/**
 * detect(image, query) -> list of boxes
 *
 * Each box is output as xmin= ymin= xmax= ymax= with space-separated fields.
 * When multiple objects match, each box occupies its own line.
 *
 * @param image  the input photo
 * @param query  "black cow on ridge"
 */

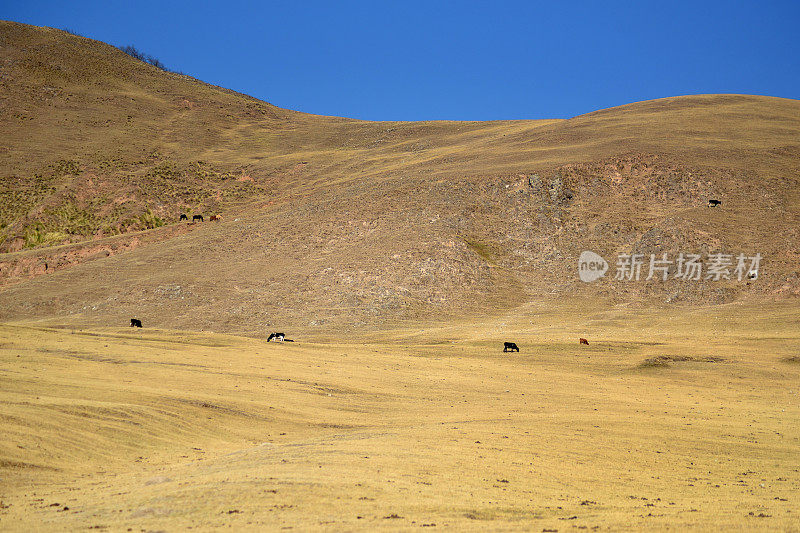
xmin=130 ymin=318 xmax=142 ymax=328
xmin=708 ymin=199 xmax=722 ymax=207
xmin=503 ymin=342 xmax=519 ymax=352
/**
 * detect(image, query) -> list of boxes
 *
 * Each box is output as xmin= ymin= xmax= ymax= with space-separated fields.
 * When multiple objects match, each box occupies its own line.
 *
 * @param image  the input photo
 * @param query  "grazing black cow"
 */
xmin=192 ymin=214 xmax=204 ymax=222
xmin=503 ymin=342 xmax=519 ymax=352
xmin=267 ymin=332 xmax=294 ymax=342
xmin=179 ymin=214 xmax=188 ymax=221
xmin=708 ymin=199 xmax=722 ymax=207
xmin=130 ymin=318 xmax=142 ymax=328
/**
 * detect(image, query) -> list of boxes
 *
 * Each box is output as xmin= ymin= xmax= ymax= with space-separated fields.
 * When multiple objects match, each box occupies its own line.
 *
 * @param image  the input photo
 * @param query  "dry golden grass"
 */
xmin=2 ymin=21 xmax=800 ymax=531
xmin=2 ymin=300 xmax=799 ymax=530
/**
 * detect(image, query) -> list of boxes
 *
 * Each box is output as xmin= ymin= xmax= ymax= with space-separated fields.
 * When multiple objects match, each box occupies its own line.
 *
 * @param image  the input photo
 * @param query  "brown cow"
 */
xmin=579 ymin=338 xmax=589 ymax=345
xmin=210 ymin=214 xmax=222 ymax=221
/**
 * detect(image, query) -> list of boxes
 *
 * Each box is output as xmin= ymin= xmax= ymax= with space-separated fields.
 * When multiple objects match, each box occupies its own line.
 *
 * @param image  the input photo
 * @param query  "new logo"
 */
xmin=578 ymin=251 xmax=608 ymax=282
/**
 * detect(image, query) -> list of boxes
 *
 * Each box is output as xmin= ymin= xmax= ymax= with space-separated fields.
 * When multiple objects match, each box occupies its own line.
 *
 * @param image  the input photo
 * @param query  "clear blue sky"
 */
xmin=4 ymin=0 xmax=799 ymax=120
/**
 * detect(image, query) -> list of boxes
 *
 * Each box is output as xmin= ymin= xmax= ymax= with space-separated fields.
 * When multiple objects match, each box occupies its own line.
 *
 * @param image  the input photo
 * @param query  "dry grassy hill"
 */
xmin=1 ymin=20 xmax=800 ymax=334
xmin=2 ymin=21 xmax=800 ymax=532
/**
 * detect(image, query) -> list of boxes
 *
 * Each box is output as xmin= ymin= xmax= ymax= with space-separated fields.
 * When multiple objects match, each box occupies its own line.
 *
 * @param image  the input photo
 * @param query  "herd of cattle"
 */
xmin=179 ymin=213 xmax=222 ymax=222
xmin=126 ymin=200 xmax=722 ymax=345
xmin=130 ymin=319 xmax=302 ymax=343
xmin=130 ymin=319 xmax=590 ymax=351
xmin=135 ymin=203 xmax=627 ymax=350
xmin=121 ymin=197 xmax=726 ymax=344
xmin=144 ymin=200 xmax=724 ymax=345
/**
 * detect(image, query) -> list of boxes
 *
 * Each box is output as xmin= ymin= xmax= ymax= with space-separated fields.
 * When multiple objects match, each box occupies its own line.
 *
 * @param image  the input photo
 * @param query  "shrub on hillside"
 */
xmin=59 ymin=27 xmax=86 ymax=38
xmin=49 ymin=201 xmax=96 ymax=236
xmin=24 ymin=223 xmax=68 ymax=248
xmin=51 ymin=159 xmax=82 ymax=177
xmin=118 ymin=45 xmax=169 ymax=71
xmin=138 ymin=208 xmax=164 ymax=229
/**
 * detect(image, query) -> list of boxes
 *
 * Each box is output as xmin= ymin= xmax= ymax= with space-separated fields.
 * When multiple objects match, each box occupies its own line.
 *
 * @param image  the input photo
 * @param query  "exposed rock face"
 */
xmin=548 ymin=174 xmax=564 ymax=203
xmin=528 ymin=174 xmax=543 ymax=194
xmin=0 ymin=224 xmax=194 ymax=287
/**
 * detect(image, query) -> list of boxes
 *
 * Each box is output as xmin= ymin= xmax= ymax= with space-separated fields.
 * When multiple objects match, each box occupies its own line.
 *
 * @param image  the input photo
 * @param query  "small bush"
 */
xmin=464 ymin=237 xmax=495 ymax=262
xmin=51 ymin=159 xmax=82 ymax=177
xmin=59 ymin=27 xmax=85 ymax=38
xmin=147 ymin=162 xmax=181 ymax=180
xmin=42 ymin=231 xmax=69 ymax=245
xmin=24 ymin=223 xmax=49 ymax=248
xmin=139 ymin=208 xmax=164 ymax=229
xmin=49 ymin=202 xmax=96 ymax=235
xmin=118 ymin=45 xmax=169 ymax=71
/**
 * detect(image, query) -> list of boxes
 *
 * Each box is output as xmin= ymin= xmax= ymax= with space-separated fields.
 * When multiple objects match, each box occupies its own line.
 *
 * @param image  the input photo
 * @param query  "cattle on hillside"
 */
xmin=503 ymin=342 xmax=519 ymax=352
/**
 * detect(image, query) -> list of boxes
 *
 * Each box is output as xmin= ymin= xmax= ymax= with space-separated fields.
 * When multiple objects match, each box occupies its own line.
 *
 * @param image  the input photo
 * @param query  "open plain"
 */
xmin=2 ymin=301 xmax=799 ymax=531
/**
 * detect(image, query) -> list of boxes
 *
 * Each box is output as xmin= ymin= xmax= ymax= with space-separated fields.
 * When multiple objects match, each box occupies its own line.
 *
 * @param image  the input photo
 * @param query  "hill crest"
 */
xmin=1 ymin=21 xmax=799 ymax=333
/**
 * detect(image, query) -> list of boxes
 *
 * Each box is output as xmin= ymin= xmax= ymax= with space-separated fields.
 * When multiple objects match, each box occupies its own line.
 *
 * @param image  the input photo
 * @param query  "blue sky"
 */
xmin=3 ymin=0 xmax=799 ymax=120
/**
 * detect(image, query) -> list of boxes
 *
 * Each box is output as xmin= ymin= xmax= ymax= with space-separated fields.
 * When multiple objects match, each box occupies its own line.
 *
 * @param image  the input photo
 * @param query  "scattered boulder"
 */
xmin=528 ymin=174 xmax=543 ymax=193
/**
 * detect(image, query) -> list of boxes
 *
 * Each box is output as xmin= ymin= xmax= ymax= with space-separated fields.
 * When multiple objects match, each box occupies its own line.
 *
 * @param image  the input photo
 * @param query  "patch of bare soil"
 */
xmin=639 ymin=354 xmax=726 ymax=368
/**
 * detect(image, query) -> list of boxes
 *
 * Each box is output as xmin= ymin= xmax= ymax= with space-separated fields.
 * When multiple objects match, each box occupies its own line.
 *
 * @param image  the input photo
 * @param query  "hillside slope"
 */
xmin=1 ymin=21 xmax=799 ymax=334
